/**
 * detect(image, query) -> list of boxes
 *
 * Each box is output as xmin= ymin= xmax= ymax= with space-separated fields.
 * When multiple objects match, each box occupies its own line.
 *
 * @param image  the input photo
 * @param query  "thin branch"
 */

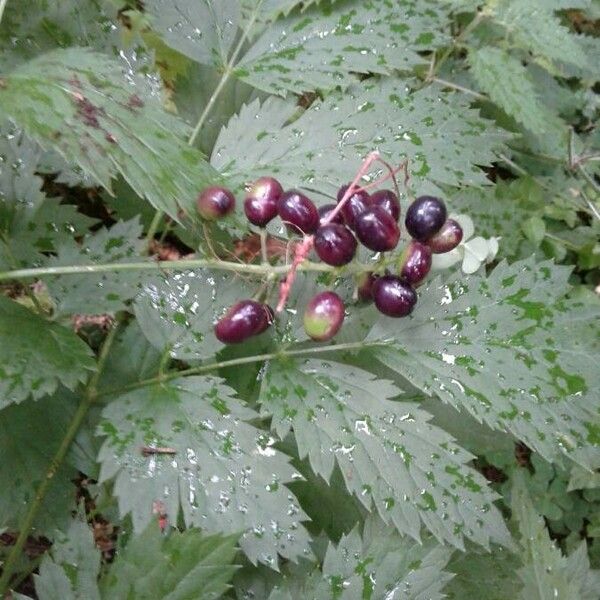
xmin=0 ymin=323 xmax=120 ymax=595
xmin=431 ymin=77 xmax=487 ymax=100
xmin=98 ymin=339 xmax=392 ymax=399
xmin=0 ymin=0 xmax=8 ymax=26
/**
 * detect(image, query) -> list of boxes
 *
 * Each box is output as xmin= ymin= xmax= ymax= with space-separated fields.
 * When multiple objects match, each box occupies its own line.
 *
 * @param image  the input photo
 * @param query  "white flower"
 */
xmin=431 ymin=214 xmax=500 ymax=274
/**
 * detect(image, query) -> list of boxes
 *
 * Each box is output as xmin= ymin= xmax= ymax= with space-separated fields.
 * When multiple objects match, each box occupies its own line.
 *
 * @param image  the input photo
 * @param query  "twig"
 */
xmin=0 ymin=0 xmax=8 ymax=26
xmin=0 ymin=323 xmax=120 ymax=595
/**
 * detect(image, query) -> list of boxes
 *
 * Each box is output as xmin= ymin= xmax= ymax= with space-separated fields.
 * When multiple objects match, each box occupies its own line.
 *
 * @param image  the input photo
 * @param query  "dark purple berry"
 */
xmin=314 ymin=224 xmax=357 ymax=266
xmin=404 ymin=196 xmax=447 ymax=241
xmin=370 ymin=189 xmax=400 ymax=221
xmin=277 ymin=190 xmax=320 ymax=235
xmin=303 ymin=291 xmax=345 ymax=342
xmin=197 ymin=186 xmax=235 ymax=220
xmin=372 ymin=276 xmax=417 ymax=318
xmin=337 ymin=184 xmax=370 ymax=229
xmin=354 ymin=206 xmax=400 ymax=252
xmin=427 ymin=219 xmax=463 ymax=253
xmin=214 ymin=300 xmax=272 ymax=344
xmin=398 ymin=240 xmax=432 ymax=286
xmin=357 ymin=272 xmax=377 ymax=302
xmin=318 ymin=203 xmax=344 ymax=225
xmin=244 ymin=176 xmax=282 ymax=227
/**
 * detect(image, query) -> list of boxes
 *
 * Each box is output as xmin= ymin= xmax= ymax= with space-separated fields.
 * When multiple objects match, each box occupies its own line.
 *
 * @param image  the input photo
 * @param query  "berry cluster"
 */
xmin=198 ymin=176 xmax=463 ymax=344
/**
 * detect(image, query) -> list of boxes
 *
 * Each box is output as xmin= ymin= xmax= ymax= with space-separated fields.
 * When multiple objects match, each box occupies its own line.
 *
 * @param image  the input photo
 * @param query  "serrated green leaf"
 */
xmin=269 ymin=516 xmax=454 ymax=599
xmin=0 ymin=296 xmax=94 ymax=406
xmin=144 ymin=0 xmax=240 ymax=69
xmin=0 ymin=126 xmax=96 ymax=269
xmin=147 ymin=0 xmax=450 ymax=96
xmin=0 ymin=48 xmax=218 ymax=219
xmin=370 ymin=258 xmax=600 ymax=468
xmin=46 ymin=218 xmax=146 ymax=316
xmin=260 ymin=359 xmax=512 ymax=549
xmin=494 ymin=0 xmax=590 ymax=71
xmin=0 ymin=393 xmax=96 ymax=533
xmin=133 ymin=270 xmax=259 ymax=362
xmin=98 ymin=376 xmax=311 ymax=567
xmin=100 ymin=527 xmax=239 ymax=600
xmin=236 ymin=0 xmax=451 ymax=95
xmin=213 ymin=79 xmax=507 ymax=199
xmin=512 ymin=471 xmax=600 ymax=600
xmin=446 ymin=545 xmax=522 ymax=599
xmin=469 ymin=46 xmax=564 ymax=137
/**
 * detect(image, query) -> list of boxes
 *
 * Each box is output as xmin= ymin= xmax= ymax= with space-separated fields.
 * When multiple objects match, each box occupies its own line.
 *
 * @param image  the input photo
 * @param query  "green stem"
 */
xmin=429 ymin=10 xmax=487 ymax=79
xmin=431 ymin=77 xmax=487 ymax=100
xmin=98 ymin=339 xmax=391 ymax=398
xmin=259 ymin=229 xmax=269 ymax=264
xmin=187 ymin=7 xmax=260 ymax=147
xmin=0 ymin=256 xmax=370 ymax=283
xmin=0 ymin=324 xmax=119 ymax=596
xmin=146 ymin=210 xmax=163 ymax=253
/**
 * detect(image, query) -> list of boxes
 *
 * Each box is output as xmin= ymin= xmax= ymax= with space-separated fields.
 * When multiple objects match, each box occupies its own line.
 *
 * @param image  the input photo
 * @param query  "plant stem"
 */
xmin=146 ymin=210 xmax=163 ymax=253
xmin=0 ymin=324 xmax=119 ymax=596
xmin=98 ymin=339 xmax=391 ymax=398
xmin=429 ymin=10 xmax=487 ymax=79
xmin=187 ymin=8 xmax=260 ymax=147
xmin=431 ymin=77 xmax=487 ymax=100
xmin=0 ymin=256 xmax=371 ymax=283
xmin=259 ymin=229 xmax=269 ymax=264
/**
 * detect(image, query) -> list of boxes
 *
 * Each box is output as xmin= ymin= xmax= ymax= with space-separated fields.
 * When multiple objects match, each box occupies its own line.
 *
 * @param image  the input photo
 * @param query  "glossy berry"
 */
xmin=337 ymin=184 xmax=370 ymax=229
xmin=314 ymin=224 xmax=357 ymax=266
xmin=214 ymin=300 xmax=273 ymax=344
xmin=398 ymin=240 xmax=432 ymax=286
xmin=197 ymin=186 xmax=235 ymax=220
xmin=303 ymin=291 xmax=345 ymax=342
xmin=357 ymin=272 xmax=377 ymax=301
xmin=244 ymin=176 xmax=283 ymax=227
xmin=372 ymin=276 xmax=417 ymax=318
xmin=370 ymin=189 xmax=400 ymax=221
xmin=318 ymin=203 xmax=344 ymax=225
xmin=427 ymin=218 xmax=463 ymax=253
xmin=355 ymin=206 xmax=400 ymax=252
xmin=404 ymin=195 xmax=447 ymax=241
xmin=277 ymin=190 xmax=320 ymax=234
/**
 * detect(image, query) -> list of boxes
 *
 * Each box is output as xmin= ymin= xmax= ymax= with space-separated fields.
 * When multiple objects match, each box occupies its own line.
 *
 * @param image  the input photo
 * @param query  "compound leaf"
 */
xmin=213 ymin=79 xmax=506 ymax=200
xmin=260 ymin=359 xmax=511 ymax=549
xmin=0 ymin=48 xmax=217 ymax=219
xmin=0 ymin=296 xmax=94 ymax=406
xmin=371 ymin=258 xmax=600 ymax=468
xmin=98 ymin=376 xmax=312 ymax=567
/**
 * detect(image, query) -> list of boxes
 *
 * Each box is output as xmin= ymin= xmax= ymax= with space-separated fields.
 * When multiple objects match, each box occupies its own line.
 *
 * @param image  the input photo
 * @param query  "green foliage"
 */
xmin=0 ymin=0 xmax=598 ymax=596
xmin=0 ymin=48 xmax=217 ymax=219
xmin=17 ymin=516 xmax=239 ymax=600
xmin=372 ymin=258 xmax=600 ymax=467
xmin=260 ymin=359 xmax=511 ymax=548
xmin=98 ymin=376 xmax=312 ymax=567
xmin=0 ymin=296 xmax=94 ymax=406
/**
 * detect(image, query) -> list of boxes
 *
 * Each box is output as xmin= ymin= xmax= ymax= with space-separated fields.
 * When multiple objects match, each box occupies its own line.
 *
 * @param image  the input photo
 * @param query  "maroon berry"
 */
xmin=303 ymin=291 xmax=345 ymax=342
xmin=277 ymin=190 xmax=320 ymax=234
xmin=337 ymin=184 xmax=370 ymax=229
xmin=318 ymin=203 xmax=344 ymax=225
xmin=214 ymin=300 xmax=273 ymax=344
xmin=314 ymin=224 xmax=357 ymax=266
xmin=405 ymin=196 xmax=447 ymax=241
xmin=398 ymin=240 xmax=432 ymax=286
xmin=373 ymin=276 xmax=417 ymax=318
xmin=370 ymin=189 xmax=400 ymax=221
xmin=244 ymin=176 xmax=282 ymax=227
xmin=427 ymin=219 xmax=463 ymax=253
xmin=197 ymin=186 xmax=236 ymax=220
xmin=354 ymin=206 xmax=400 ymax=252
xmin=357 ymin=272 xmax=377 ymax=301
